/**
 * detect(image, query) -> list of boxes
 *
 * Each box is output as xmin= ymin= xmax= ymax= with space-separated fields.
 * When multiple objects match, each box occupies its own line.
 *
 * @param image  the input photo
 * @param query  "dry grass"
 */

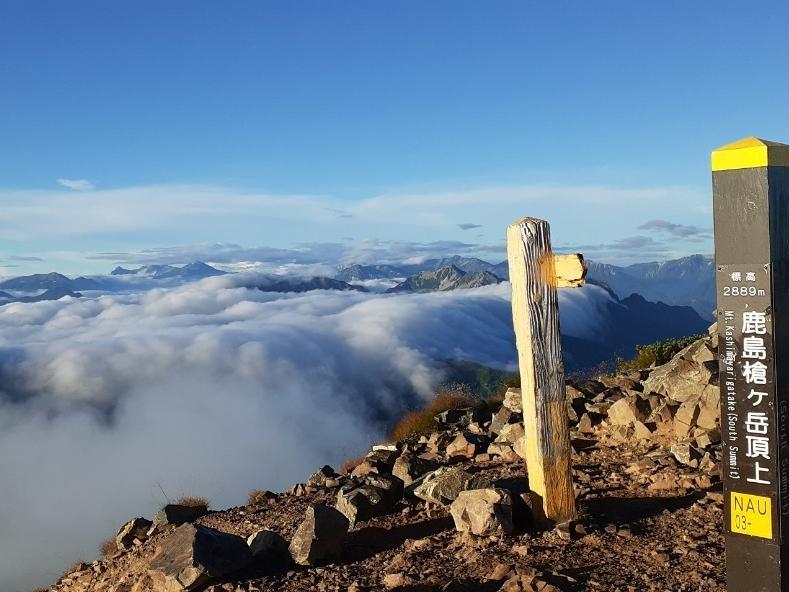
xmin=388 ymin=384 xmax=473 ymax=442
xmin=175 ymin=495 xmax=209 ymax=510
xmin=100 ymin=537 xmax=117 ymax=559
xmin=340 ymin=454 xmax=366 ymax=475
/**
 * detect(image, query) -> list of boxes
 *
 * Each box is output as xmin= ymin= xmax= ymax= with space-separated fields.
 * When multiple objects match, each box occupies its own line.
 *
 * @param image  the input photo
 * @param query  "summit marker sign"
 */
xmin=713 ymin=137 xmax=789 ymax=590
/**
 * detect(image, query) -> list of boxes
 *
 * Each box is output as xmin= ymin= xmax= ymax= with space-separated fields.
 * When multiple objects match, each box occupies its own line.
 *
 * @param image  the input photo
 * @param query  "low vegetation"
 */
xmin=340 ymin=454 xmax=367 ymax=475
xmin=100 ymin=537 xmax=117 ymax=559
xmin=388 ymin=384 xmax=474 ymax=442
xmin=617 ymin=334 xmax=705 ymax=372
xmin=174 ymin=495 xmax=209 ymax=511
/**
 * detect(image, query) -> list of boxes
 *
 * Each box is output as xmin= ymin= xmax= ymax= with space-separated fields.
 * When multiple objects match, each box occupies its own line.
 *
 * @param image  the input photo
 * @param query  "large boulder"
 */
xmin=308 ymin=465 xmax=340 ymax=487
xmin=246 ymin=529 xmax=290 ymax=561
xmin=450 ymin=488 xmax=514 ymax=536
xmin=490 ymin=406 xmax=522 ymax=435
xmin=116 ymin=517 xmax=153 ymax=550
xmin=289 ymin=504 xmax=349 ymax=566
xmin=351 ymin=448 xmax=400 ymax=477
xmin=606 ymin=395 xmax=650 ymax=426
xmin=502 ymin=388 xmax=523 ymax=413
xmin=642 ymin=340 xmax=717 ymax=403
xmin=495 ymin=423 xmax=527 ymax=459
xmin=335 ymin=473 xmax=404 ymax=526
xmin=674 ymin=394 xmax=701 ymax=438
xmin=446 ymin=431 xmax=490 ymax=459
xmin=412 ymin=466 xmax=492 ymax=506
xmin=696 ymin=385 xmax=721 ymax=430
xmin=147 ymin=523 xmax=251 ymax=591
xmin=391 ymin=452 xmax=438 ymax=486
xmin=152 ymin=504 xmax=208 ymax=529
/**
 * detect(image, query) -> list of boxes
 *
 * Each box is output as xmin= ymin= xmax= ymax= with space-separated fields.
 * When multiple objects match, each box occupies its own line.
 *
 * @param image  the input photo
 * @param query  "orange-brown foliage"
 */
xmin=388 ymin=384 xmax=473 ymax=442
xmin=100 ymin=537 xmax=117 ymax=559
xmin=174 ymin=496 xmax=209 ymax=510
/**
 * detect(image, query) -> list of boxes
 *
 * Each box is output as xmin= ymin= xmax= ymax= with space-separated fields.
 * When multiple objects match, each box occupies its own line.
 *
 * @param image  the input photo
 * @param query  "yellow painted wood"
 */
xmin=507 ymin=217 xmax=576 ymax=526
xmin=711 ymin=136 xmax=789 ymax=171
xmin=553 ymin=254 xmax=587 ymax=288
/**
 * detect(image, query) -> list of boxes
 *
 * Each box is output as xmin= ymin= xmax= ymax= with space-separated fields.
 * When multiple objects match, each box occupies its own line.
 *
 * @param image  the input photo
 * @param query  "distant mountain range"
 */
xmin=336 ymin=256 xmax=508 ymax=281
xmin=0 ymin=287 xmax=82 ymax=305
xmin=585 ymin=255 xmax=714 ymax=319
xmin=569 ymin=291 xmax=709 ymax=369
xmin=0 ymin=255 xmax=715 ymax=320
xmin=0 ymin=272 xmax=101 ymax=292
xmin=336 ymin=254 xmax=715 ymax=319
xmin=386 ymin=265 xmax=502 ymax=293
xmin=248 ymin=276 xmax=369 ymax=294
xmin=110 ymin=261 xmax=226 ymax=280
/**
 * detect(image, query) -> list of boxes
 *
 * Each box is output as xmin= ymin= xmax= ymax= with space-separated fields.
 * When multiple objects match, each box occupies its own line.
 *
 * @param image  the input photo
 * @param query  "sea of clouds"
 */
xmin=0 ymin=275 xmax=614 ymax=591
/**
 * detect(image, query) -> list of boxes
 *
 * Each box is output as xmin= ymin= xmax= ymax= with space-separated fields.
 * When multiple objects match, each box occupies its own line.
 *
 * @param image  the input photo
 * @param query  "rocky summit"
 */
xmin=47 ymin=326 xmax=725 ymax=592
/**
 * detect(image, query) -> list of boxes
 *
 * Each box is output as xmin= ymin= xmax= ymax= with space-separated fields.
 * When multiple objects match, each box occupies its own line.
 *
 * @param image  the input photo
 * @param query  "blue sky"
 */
xmin=2 ymin=0 xmax=788 ymax=275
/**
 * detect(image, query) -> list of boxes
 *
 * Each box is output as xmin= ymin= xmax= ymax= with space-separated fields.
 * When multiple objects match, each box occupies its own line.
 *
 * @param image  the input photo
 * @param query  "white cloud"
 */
xmin=56 ymin=178 xmax=95 ymax=191
xmin=0 ymin=181 xmax=711 ymax=268
xmin=0 ymin=277 xmax=616 ymax=591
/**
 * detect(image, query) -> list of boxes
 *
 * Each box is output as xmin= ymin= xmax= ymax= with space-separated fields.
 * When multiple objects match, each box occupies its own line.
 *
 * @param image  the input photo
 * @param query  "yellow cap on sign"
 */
xmin=711 ymin=136 xmax=789 ymax=171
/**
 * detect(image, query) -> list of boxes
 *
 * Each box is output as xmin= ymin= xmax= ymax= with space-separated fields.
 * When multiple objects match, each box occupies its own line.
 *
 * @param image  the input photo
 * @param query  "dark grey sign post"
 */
xmin=713 ymin=137 xmax=789 ymax=591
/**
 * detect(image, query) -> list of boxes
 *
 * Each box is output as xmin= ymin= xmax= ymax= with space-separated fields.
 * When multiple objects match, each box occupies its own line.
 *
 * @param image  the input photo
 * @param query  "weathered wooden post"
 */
xmin=507 ymin=217 xmax=586 ymax=525
xmin=712 ymin=137 xmax=789 ymax=591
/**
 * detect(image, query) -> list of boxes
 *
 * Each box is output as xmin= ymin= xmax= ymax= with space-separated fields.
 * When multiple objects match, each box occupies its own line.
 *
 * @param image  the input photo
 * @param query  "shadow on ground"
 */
xmin=583 ymin=491 xmax=705 ymax=525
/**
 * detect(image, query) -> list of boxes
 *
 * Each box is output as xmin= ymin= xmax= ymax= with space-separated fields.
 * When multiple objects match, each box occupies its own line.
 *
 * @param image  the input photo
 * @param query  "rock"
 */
xmin=246 ymin=529 xmax=289 ymax=560
xmin=425 ymin=431 xmax=453 ymax=454
xmin=487 ymin=442 xmax=521 ymax=462
xmin=697 ymin=385 xmax=721 ymax=430
xmin=308 ymin=465 xmax=340 ymax=487
xmin=503 ymin=388 xmax=523 ymax=413
xmin=116 ymin=517 xmax=153 ymax=550
xmin=632 ymin=421 xmax=654 ymax=440
xmin=391 ymin=452 xmax=438 ymax=486
xmin=696 ymin=428 xmax=721 ymax=449
xmin=247 ymin=489 xmax=278 ymax=506
xmin=351 ymin=448 xmax=400 ymax=477
xmin=436 ymin=407 xmax=474 ymax=427
xmin=576 ymin=413 xmax=595 ymax=433
xmin=495 ymin=423 xmax=525 ymax=446
xmin=606 ymin=395 xmax=650 ymax=426
xmin=566 ymin=384 xmax=589 ymax=424
xmin=382 ymin=572 xmax=413 ymax=589
xmin=671 ymin=442 xmax=700 ymax=467
xmin=450 ymin=488 xmax=514 ymax=536
xmin=147 ymin=523 xmax=251 ymax=591
xmin=412 ymin=466 xmax=492 ymax=506
xmin=489 ymin=563 xmax=515 ymax=580
xmin=554 ymin=520 xmax=574 ymax=541
xmin=152 ymin=504 xmax=208 ymax=530
xmin=335 ymin=473 xmax=404 ymax=526
xmin=490 ymin=406 xmax=522 ymax=435
xmin=288 ymin=504 xmax=349 ymax=566
xmin=674 ymin=395 xmax=701 ymax=438
xmin=446 ymin=431 xmax=490 ymax=459
xmin=649 ymin=475 xmax=681 ymax=491
xmin=495 ymin=423 xmax=527 ymax=459
xmin=642 ymin=346 xmax=715 ymax=403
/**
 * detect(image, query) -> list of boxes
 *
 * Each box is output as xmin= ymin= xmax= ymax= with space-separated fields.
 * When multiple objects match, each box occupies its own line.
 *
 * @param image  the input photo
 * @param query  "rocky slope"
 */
xmin=46 ymin=327 xmax=724 ymax=592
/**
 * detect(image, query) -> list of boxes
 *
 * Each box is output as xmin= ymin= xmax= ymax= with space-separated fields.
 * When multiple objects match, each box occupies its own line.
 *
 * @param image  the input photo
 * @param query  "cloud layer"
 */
xmin=0 ymin=277 xmax=616 ymax=591
xmin=0 ymin=181 xmax=711 ymax=275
